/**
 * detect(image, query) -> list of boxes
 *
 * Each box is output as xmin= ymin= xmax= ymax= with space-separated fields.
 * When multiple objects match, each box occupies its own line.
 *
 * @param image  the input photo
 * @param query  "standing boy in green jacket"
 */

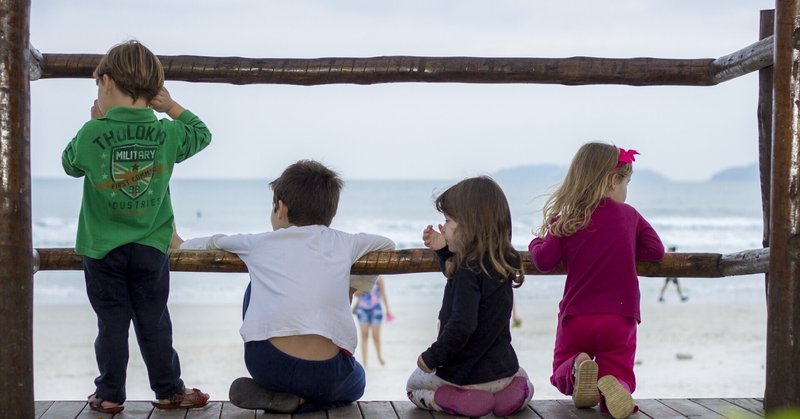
xmin=62 ymin=40 xmax=211 ymax=414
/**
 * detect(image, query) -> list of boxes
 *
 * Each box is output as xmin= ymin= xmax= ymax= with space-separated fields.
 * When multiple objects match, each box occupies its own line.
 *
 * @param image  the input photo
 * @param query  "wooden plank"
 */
xmin=634 ymin=399 xmax=685 ymax=418
xmin=150 ymin=405 xmax=189 ymax=419
xmin=39 ymin=401 xmax=86 ymax=419
xmin=658 ymin=399 xmax=723 ymax=418
xmin=529 ymin=400 xmax=580 ymax=418
xmin=114 ymin=402 xmax=156 ymax=418
xmin=391 ymin=400 xmax=435 ymax=419
xmin=504 ymin=404 xmax=542 ymax=419
xmin=292 ymin=411 xmax=328 ymax=419
xmin=431 ymin=411 xmax=467 ymax=419
xmin=256 ymin=408 xmax=291 ymax=419
xmin=329 ymin=403 xmax=363 ymax=419
xmin=691 ymin=399 xmax=762 ymax=418
xmin=359 ymin=401 xmax=395 ymax=419
xmin=724 ymin=399 xmax=765 ymax=417
xmin=29 ymin=399 xmax=770 ymax=418
xmin=186 ymin=401 xmax=224 ymax=418
xmin=34 ymin=401 xmax=54 ymax=418
xmin=220 ymin=402 xmax=257 ymax=419
xmin=556 ymin=400 xmax=610 ymax=418
xmin=75 ymin=403 xmax=113 ymax=419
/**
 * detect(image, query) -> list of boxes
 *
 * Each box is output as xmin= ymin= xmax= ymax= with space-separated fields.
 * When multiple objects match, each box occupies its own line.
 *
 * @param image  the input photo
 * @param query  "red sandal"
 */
xmin=151 ymin=388 xmax=210 ymax=410
xmin=88 ymin=393 xmax=124 ymax=414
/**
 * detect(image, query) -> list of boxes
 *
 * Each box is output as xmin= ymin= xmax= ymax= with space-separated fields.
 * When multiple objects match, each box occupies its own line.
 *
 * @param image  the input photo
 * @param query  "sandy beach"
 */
xmin=33 ymin=291 xmax=766 ymax=402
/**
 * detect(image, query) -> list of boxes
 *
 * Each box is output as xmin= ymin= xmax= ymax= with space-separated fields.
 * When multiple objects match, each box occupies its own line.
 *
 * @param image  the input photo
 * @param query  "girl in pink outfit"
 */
xmin=528 ymin=143 xmax=665 ymax=419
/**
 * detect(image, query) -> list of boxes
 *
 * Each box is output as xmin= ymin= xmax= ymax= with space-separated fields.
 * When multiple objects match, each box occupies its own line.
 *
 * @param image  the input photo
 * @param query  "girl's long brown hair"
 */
xmin=436 ymin=176 xmax=524 ymax=287
xmin=537 ymin=142 xmax=632 ymax=238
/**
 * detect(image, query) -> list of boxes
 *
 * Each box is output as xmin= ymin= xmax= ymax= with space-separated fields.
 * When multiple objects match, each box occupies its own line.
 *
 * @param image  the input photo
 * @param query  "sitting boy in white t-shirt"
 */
xmin=177 ymin=160 xmax=394 ymax=413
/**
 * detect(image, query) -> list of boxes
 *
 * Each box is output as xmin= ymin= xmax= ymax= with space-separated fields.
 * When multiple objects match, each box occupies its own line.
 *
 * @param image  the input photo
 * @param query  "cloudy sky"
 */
xmin=29 ymin=1 xmax=772 ymax=181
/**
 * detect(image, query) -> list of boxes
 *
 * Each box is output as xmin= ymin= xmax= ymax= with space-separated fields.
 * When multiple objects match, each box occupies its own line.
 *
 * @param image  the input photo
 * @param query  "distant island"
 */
xmin=492 ymin=162 xmax=758 ymax=183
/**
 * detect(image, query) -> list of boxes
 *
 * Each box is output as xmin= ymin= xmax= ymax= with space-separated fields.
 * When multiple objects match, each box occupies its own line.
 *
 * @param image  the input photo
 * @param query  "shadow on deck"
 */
xmin=35 ymin=398 xmax=765 ymax=418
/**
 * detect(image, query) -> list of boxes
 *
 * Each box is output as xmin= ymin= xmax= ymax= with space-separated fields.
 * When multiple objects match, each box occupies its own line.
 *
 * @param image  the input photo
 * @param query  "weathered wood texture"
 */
xmin=0 ymin=1 xmax=34 ymax=418
xmin=765 ymin=0 xmax=800 ymax=410
xmin=34 ymin=247 xmax=770 ymax=278
xmin=757 ymin=10 xmax=774 ymax=321
xmin=33 ymin=399 xmax=767 ymax=418
xmin=39 ymin=53 xmax=719 ymax=86
xmin=758 ymin=10 xmax=774 ymax=252
xmin=711 ymin=35 xmax=775 ymax=84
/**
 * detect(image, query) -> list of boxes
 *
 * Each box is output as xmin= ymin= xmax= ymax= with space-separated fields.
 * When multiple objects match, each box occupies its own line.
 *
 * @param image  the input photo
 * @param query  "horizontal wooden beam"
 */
xmin=37 ymin=53 xmax=716 ymax=86
xmin=34 ymin=247 xmax=769 ymax=278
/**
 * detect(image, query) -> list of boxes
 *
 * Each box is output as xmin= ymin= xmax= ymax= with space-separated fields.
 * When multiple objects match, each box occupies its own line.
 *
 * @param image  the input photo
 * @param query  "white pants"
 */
xmin=405 ymin=367 xmax=533 ymax=412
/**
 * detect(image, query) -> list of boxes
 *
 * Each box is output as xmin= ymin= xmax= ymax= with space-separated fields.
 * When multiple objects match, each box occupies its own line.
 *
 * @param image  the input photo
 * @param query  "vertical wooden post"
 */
xmin=758 ymin=9 xmax=775 ymax=306
xmin=0 ymin=0 xmax=34 ymax=415
xmin=759 ymin=10 xmax=774 ymax=253
xmin=0 ymin=0 xmax=33 ymax=417
xmin=766 ymin=0 xmax=800 ymax=411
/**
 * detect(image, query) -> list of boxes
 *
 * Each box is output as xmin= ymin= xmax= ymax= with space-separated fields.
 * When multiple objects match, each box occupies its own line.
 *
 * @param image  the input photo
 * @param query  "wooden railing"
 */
xmin=34 ymin=247 xmax=770 ymax=278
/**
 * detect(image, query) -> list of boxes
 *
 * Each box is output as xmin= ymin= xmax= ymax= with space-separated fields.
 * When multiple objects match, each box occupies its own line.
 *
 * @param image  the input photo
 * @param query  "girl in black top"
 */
xmin=406 ymin=176 xmax=533 ymax=417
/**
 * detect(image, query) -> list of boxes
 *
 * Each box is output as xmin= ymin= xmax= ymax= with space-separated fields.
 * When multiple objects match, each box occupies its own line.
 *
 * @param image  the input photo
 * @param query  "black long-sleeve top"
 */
xmin=420 ymin=248 xmax=520 ymax=385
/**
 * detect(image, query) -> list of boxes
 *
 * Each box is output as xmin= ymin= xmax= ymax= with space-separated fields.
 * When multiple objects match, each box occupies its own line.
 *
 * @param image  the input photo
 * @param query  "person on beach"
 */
xmin=406 ymin=176 xmax=534 ymax=418
xmin=61 ymin=40 xmax=212 ymax=413
xmin=529 ymin=143 xmax=665 ymax=419
xmin=177 ymin=160 xmax=395 ymax=413
xmin=353 ymin=275 xmax=393 ymax=368
xmin=659 ymin=246 xmax=689 ymax=302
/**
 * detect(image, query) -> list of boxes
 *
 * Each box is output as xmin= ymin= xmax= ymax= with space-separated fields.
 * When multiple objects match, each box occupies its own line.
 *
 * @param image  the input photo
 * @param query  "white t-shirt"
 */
xmin=181 ymin=225 xmax=394 ymax=354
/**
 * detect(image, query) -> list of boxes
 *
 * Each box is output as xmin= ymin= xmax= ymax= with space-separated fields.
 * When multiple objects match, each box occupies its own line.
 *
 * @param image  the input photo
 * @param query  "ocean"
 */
xmin=31 ymin=176 xmax=766 ymax=307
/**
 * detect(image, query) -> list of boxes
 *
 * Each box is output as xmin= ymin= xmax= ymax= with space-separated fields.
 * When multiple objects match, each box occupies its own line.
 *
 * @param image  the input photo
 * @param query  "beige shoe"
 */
xmin=598 ymin=375 xmax=634 ymax=419
xmin=572 ymin=359 xmax=599 ymax=408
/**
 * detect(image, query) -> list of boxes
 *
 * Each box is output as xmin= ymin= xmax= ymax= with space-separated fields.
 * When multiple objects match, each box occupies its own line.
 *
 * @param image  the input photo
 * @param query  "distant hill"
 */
xmin=492 ymin=164 xmax=565 ymax=183
xmin=709 ymin=163 xmax=758 ymax=182
xmin=492 ymin=164 xmax=669 ymax=183
xmin=493 ymin=163 xmax=757 ymax=183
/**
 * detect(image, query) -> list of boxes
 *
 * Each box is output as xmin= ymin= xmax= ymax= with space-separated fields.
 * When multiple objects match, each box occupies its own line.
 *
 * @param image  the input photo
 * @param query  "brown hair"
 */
xmin=93 ymin=40 xmax=164 ymax=102
xmin=270 ymin=160 xmax=343 ymax=227
xmin=537 ymin=142 xmax=633 ymax=238
xmin=435 ymin=176 xmax=524 ymax=287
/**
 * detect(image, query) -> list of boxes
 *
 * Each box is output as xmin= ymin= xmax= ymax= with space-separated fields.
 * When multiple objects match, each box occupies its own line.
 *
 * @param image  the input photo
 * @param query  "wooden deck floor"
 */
xmin=34 ymin=398 xmax=765 ymax=418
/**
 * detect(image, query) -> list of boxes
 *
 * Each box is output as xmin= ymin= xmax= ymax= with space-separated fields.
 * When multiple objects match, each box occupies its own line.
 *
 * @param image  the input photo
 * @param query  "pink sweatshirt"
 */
xmin=529 ymin=198 xmax=665 ymax=323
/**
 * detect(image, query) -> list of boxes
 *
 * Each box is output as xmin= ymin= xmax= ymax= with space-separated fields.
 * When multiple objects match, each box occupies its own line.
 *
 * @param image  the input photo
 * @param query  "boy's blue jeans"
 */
xmin=244 ymin=340 xmax=366 ymax=412
xmin=83 ymin=243 xmax=184 ymax=403
xmin=242 ymin=283 xmax=366 ymax=412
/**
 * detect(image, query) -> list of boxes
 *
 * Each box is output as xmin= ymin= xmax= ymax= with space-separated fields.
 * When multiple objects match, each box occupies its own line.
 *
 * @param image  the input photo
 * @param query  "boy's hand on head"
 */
xmin=150 ymin=87 xmax=185 ymax=119
xmin=422 ymin=224 xmax=447 ymax=251
xmin=90 ymin=100 xmax=104 ymax=119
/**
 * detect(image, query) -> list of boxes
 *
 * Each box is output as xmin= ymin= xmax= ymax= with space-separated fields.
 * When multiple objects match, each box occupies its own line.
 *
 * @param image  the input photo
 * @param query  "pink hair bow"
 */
xmin=616 ymin=148 xmax=639 ymax=168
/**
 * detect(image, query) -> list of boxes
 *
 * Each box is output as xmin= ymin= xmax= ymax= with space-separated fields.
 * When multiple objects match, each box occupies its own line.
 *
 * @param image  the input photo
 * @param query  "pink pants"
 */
xmin=550 ymin=313 xmax=637 ymax=396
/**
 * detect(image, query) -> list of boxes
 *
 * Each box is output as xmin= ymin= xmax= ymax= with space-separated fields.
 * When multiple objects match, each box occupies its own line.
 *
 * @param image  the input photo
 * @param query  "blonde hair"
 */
xmin=435 ymin=176 xmax=524 ymax=287
xmin=93 ymin=40 xmax=164 ymax=102
xmin=537 ymin=142 xmax=633 ymax=238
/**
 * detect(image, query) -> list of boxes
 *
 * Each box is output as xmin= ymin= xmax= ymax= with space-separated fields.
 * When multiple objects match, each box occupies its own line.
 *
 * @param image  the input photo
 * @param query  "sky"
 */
xmin=29 ymin=1 xmax=773 ymax=181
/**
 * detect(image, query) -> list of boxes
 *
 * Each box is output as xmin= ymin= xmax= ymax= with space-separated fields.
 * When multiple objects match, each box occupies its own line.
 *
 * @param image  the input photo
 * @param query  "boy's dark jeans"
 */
xmin=83 ymin=243 xmax=184 ymax=403
xmin=244 ymin=340 xmax=366 ymax=413
xmin=242 ymin=283 xmax=365 ymax=412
